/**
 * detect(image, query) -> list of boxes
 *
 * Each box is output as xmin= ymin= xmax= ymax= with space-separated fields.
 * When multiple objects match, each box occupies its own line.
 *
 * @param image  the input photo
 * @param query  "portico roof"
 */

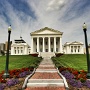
xmin=30 ymin=27 xmax=63 ymax=35
xmin=64 ymin=41 xmax=83 ymax=46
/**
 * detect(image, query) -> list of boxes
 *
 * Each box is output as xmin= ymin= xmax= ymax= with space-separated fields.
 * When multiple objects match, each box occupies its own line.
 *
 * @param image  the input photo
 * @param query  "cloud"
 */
xmin=46 ymin=0 xmax=67 ymax=11
xmin=0 ymin=0 xmax=90 ymax=46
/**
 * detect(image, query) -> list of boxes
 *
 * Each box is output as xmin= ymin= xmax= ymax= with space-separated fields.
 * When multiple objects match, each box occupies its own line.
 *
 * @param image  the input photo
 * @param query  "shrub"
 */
xmin=29 ymin=53 xmax=39 ymax=57
xmin=55 ymin=53 xmax=63 ymax=57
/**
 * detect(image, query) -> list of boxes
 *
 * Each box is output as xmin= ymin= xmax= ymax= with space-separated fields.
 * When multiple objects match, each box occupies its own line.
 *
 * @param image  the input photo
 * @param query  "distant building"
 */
xmin=5 ymin=41 xmax=12 ymax=51
xmin=4 ymin=41 xmax=12 ymax=55
xmin=0 ymin=43 xmax=5 ymax=55
xmin=88 ymin=44 xmax=90 ymax=54
xmin=30 ymin=27 xmax=63 ymax=57
xmin=11 ymin=39 xmax=30 ymax=55
xmin=63 ymin=41 xmax=84 ymax=54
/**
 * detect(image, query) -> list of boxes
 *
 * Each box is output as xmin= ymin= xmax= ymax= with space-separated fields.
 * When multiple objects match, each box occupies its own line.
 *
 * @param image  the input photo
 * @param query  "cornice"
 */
xmin=30 ymin=27 xmax=63 ymax=35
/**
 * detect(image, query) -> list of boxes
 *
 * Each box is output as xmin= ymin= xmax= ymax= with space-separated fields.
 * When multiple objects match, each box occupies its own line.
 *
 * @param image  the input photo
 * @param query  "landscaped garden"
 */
xmin=0 ymin=55 xmax=42 ymax=90
xmin=52 ymin=54 xmax=90 ymax=90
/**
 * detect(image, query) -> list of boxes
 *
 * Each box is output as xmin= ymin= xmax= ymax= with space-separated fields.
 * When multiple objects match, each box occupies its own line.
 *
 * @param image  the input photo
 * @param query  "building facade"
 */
xmin=30 ymin=27 xmax=63 ymax=57
xmin=0 ymin=43 xmax=5 ymax=55
xmin=63 ymin=41 xmax=84 ymax=54
xmin=11 ymin=39 xmax=30 ymax=55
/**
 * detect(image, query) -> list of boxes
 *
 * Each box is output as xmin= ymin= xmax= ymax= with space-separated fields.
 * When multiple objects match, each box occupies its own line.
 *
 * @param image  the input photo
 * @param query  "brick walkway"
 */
xmin=25 ymin=57 xmax=67 ymax=90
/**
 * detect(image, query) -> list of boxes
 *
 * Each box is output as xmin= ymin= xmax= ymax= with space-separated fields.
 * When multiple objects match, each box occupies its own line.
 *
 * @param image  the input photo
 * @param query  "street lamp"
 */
xmin=3 ymin=25 xmax=12 ymax=78
xmin=83 ymin=22 xmax=90 ymax=79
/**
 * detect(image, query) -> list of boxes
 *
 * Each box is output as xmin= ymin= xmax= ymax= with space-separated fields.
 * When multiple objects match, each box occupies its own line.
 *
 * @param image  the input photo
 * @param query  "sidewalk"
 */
xmin=25 ymin=57 xmax=67 ymax=90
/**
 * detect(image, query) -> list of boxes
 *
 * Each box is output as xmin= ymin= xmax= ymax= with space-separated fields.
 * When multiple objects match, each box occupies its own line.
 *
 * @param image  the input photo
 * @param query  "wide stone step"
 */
xmin=39 ymin=65 xmax=55 ymax=67
xmin=28 ymin=79 xmax=63 ymax=83
xmin=36 ymin=68 xmax=57 ymax=72
xmin=36 ymin=69 xmax=57 ymax=71
xmin=27 ymin=82 xmax=64 ymax=87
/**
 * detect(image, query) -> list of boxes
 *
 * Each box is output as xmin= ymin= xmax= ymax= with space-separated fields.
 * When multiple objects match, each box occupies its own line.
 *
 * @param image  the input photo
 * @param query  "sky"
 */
xmin=0 ymin=0 xmax=90 ymax=46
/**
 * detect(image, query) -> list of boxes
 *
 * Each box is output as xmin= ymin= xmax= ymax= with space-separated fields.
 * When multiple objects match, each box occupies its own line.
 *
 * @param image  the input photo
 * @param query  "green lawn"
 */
xmin=52 ymin=54 xmax=88 ymax=71
xmin=0 ymin=55 xmax=42 ymax=73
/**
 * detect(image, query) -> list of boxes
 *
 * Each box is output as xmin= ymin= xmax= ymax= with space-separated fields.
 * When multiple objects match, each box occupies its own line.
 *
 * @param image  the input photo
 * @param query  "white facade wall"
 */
xmin=11 ymin=43 xmax=30 ymax=55
xmin=63 ymin=42 xmax=84 ymax=54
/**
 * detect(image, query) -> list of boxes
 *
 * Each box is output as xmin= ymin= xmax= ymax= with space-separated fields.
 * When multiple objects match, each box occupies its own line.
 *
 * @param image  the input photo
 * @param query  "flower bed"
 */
xmin=29 ymin=53 xmax=39 ymax=57
xmin=59 ymin=67 xmax=90 ymax=89
xmin=55 ymin=53 xmax=63 ymax=57
xmin=0 ymin=67 xmax=34 ymax=90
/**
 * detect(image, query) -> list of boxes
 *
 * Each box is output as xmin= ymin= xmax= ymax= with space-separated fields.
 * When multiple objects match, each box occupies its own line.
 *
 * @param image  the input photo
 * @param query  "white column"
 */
xmin=37 ymin=37 xmax=39 ymax=52
xmin=48 ymin=37 xmax=51 ymax=52
xmin=60 ymin=37 xmax=62 ymax=53
xmin=43 ymin=37 xmax=45 ymax=52
xmin=31 ymin=37 xmax=33 ymax=53
xmin=54 ymin=37 xmax=56 ymax=52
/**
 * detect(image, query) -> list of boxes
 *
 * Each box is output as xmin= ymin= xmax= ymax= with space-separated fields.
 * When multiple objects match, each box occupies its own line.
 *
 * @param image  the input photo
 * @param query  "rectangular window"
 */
xmin=14 ymin=50 xmax=16 ymax=54
xmin=78 ymin=49 xmax=80 ymax=52
xmin=21 ymin=50 xmax=23 ymax=54
xmin=18 ymin=50 xmax=19 ymax=54
xmin=75 ymin=49 xmax=76 ymax=52
xmin=71 ymin=49 xmax=73 ymax=52
xmin=14 ymin=47 xmax=16 ymax=49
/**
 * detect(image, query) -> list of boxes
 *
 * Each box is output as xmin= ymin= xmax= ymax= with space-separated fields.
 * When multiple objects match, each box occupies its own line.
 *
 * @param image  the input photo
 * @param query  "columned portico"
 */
xmin=30 ymin=27 xmax=63 ymax=57
xmin=31 ymin=37 xmax=63 ymax=53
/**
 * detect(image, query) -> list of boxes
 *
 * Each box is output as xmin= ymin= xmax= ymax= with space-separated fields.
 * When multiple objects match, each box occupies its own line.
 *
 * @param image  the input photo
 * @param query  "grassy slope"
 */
xmin=53 ymin=54 xmax=88 ymax=71
xmin=0 ymin=55 xmax=41 ymax=72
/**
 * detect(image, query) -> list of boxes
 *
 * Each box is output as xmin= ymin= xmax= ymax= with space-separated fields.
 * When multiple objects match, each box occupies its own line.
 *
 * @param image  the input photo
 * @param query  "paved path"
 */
xmin=25 ymin=57 xmax=68 ymax=90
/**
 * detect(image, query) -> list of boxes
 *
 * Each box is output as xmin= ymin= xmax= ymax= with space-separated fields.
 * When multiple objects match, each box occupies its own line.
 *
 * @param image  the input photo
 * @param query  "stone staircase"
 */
xmin=40 ymin=52 xmax=55 ymax=58
xmin=23 ymin=57 xmax=69 ymax=90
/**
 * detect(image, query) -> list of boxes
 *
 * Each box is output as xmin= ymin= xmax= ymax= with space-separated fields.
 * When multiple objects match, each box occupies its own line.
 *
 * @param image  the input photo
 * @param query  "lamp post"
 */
xmin=3 ymin=25 xmax=12 ymax=78
xmin=83 ymin=22 xmax=90 ymax=79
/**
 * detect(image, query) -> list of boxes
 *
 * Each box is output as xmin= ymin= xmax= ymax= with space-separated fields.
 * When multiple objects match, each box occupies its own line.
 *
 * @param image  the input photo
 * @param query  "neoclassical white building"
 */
xmin=11 ymin=39 xmax=31 ymax=55
xmin=30 ymin=27 xmax=63 ymax=57
xmin=63 ymin=41 xmax=84 ymax=54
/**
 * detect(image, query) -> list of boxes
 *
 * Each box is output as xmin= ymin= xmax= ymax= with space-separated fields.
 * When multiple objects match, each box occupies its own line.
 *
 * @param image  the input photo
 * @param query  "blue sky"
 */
xmin=0 ymin=0 xmax=90 ymax=46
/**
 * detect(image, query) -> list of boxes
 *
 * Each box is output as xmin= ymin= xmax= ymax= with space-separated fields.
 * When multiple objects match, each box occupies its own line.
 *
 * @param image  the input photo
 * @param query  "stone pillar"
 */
xmin=37 ymin=37 xmax=39 ymax=52
xmin=48 ymin=37 xmax=51 ymax=52
xmin=54 ymin=37 xmax=56 ymax=52
xmin=31 ymin=37 xmax=33 ymax=53
xmin=43 ymin=37 xmax=45 ymax=52
xmin=60 ymin=37 xmax=62 ymax=53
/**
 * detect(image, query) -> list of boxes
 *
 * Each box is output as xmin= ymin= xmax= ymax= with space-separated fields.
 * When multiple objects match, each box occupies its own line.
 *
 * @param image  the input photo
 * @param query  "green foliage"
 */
xmin=52 ymin=54 xmax=88 ymax=71
xmin=0 ymin=55 xmax=42 ymax=73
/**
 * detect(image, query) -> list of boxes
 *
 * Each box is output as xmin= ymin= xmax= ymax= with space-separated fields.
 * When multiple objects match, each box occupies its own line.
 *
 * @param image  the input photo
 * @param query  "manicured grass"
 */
xmin=0 ymin=55 xmax=42 ymax=73
xmin=52 ymin=54 xmax=88 ymax=71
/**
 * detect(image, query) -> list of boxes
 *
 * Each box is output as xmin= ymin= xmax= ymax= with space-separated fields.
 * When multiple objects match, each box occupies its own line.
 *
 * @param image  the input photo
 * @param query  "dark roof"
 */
xmin=14 ymin=39 xmax=26 ymax=43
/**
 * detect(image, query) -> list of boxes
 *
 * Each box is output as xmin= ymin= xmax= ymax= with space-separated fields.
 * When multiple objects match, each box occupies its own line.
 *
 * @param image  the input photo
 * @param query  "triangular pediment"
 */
xmin=70 ymin=41 xmax=83 ymax=45
xmin=30 ymin=27 xmax=63 ymax=35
